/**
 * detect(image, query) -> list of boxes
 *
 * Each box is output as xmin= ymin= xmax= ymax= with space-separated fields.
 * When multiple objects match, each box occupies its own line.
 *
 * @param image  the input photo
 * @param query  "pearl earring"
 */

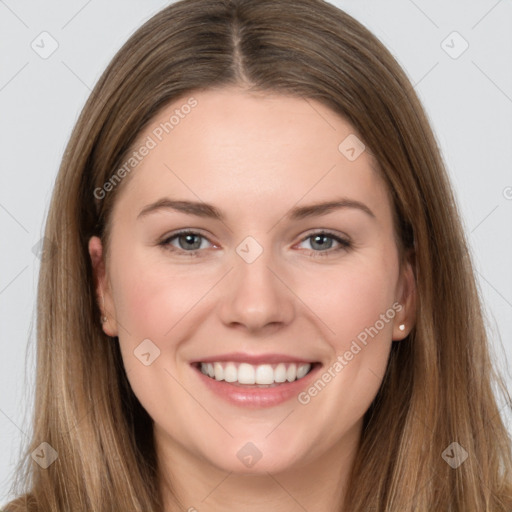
xmin=101 ymin=292 xmax=107 ymax=323
xmin=399 ymin=324 xmax=405 ymax=331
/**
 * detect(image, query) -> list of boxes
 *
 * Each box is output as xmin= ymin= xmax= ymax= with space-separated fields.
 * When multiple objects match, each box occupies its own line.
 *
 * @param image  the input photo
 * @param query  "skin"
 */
xmin=89 ymin=86 xmax=416 ymax=511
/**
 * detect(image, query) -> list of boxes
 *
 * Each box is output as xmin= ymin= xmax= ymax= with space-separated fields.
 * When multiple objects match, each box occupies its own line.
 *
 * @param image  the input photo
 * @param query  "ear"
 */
xmin=392 ymin=249 xmax=416 ymax=341
xmin=88 ymin=236 xmax=118 ymax=337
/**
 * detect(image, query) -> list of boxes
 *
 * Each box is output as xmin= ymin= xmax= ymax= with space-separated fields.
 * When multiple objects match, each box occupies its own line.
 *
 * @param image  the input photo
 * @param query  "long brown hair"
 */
xmin=4 ymin=0 xmax=512 ymax=510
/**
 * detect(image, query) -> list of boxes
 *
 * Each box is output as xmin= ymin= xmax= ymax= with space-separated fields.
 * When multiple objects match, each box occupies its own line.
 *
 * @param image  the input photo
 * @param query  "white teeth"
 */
xmin=224 ymin=362 xmax=237 ymax=383
xmin=286 ymin=365 xmax=297 ymax=382
xmin=274 ymin=363 xmax=287 ymax=383
xmin=213 ymin=362 xmax=224 ymax=381
xmin=238 ymin=363 xmax=255 ymax=384
xmin=199 ymin=361 xmax=312 ymax=385
xmin=297 ymin=364 xmax=309 ymax=379
xmin=255 ymin=364 xmax=274 ymax=385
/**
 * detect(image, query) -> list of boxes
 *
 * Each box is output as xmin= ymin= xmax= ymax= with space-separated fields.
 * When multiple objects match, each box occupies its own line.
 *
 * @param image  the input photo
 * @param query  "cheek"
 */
xmin=108 ymin=252 xmax=207 ymax=427
xmin=294 ymin=257 xmax=399 ymax=440
xmin=110 ymin=251 xmax=210 ymax=336
xmin=302 ymin=254 xmax=399 ymax=349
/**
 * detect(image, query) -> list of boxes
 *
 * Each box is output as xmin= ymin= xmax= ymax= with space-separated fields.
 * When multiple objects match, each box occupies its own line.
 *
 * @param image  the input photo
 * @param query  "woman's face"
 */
xmin=89 ymin=86 xmax=414 ymax=475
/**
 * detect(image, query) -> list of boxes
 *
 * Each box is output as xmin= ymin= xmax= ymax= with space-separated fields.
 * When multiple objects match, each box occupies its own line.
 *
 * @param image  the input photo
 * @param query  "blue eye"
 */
xmin=298 ymin=231 xmax=352 ymax=257
xmin=159 ymin=230 xmax=211 ymax=255
xmin=158 ymin=230 xmax=351 ymax=257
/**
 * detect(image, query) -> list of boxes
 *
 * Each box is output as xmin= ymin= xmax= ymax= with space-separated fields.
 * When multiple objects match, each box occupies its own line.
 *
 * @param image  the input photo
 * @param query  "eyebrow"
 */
xmin=137 ymin=197 xmax=376 ymax=221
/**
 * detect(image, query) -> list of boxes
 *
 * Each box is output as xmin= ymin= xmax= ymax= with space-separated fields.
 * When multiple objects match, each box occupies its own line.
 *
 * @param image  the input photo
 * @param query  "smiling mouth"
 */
xmin=194 ymin=361 xmax=317 ymax=387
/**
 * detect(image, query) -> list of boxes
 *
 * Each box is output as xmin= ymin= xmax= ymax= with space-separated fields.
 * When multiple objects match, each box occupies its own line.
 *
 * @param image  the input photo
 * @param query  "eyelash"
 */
xmin=158 ymin=229 xmax=352 ymax=258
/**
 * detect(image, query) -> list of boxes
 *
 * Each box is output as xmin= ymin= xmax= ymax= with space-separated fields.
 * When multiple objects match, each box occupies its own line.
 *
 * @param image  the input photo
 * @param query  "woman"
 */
xmin=3 ymin=0 xmax=512 ymax=510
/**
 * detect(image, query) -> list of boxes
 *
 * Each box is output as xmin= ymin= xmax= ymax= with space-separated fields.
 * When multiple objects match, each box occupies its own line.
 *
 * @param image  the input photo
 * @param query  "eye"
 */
xmin=158 ymin=229 xmax=352 ymax=258
xmin=296 ymin=231 xmax=351 ymax=257
xmin=159 ymin=230 xmax=214 ymax=255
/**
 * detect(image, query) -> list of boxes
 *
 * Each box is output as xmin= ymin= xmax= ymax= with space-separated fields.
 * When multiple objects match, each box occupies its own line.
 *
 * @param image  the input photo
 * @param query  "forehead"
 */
xmin=113 ymin=87 xmax=391 ymax=225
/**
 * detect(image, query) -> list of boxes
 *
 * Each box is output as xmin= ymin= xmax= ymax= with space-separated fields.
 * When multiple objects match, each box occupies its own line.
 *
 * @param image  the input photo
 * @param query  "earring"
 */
xmin=399 ymin=324 xmax=405 ymax=331
xmin=101 ymin=292 xmax=108 ymax=324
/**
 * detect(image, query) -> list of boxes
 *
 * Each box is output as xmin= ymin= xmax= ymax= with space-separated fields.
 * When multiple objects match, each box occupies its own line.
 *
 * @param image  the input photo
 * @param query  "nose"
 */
xmin=217 ymin=244 xmax=295 ymax=335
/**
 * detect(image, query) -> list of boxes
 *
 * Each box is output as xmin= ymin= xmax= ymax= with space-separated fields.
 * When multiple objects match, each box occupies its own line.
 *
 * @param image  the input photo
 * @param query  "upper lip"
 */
xmin=190 ymin=352 xmax=317 ymax=365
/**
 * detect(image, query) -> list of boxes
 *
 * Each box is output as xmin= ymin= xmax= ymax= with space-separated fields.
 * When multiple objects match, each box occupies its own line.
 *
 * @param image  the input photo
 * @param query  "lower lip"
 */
xmin=192 ymin=364 xmax=321 ymax=408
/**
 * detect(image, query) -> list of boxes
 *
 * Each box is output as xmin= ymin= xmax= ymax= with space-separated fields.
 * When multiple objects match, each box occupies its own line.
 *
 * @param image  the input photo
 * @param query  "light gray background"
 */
xmin=1 ymin=0 xmax=511 ymax=504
